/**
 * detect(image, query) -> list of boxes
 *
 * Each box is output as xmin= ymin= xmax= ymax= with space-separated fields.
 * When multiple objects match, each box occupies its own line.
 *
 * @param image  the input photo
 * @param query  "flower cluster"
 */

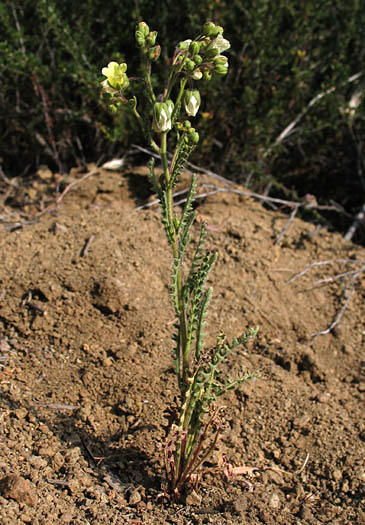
xmin=174 ymin=21 xmax=230 ymax=81
xmin=100 ymin=21 xmax=230 ymax=136
xmin=135 ymin=21 xmax=161 ymax=62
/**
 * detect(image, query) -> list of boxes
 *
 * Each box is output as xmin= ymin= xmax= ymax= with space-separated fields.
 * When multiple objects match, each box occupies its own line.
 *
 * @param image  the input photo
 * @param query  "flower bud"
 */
xmin=138 ymin=22 xmax=150 ymax=38
xmin=184 ymin=89 xmax=201 ymax=117
xmin=146 ymin=31 xmax=157 ymax=46
xmin=214 ymin=55 xmax=228 ymax=66
xmin=149 ymin=45 xmax=161 ymax=61
xmin=214 ymin=63 xmax=228 ymax=75
xmin=178 ymin=39 xmax=192 ymax=50
xmin=193 ymin=55 xmax=203 ymax=65
xmin=203 ymin=21 xmax=217 ymax=37
xmin=185 ymin=58 xmax=196 ymax=72
xmin=203 ymin=71 xmax=212 ymax=81
xmin=211 ymin=25 xmax=224 ymax=37
xmin=153 ymin=100 xmax=174 ymax=132
xmin=191 ymin=69 xmax=203 ymax=80
xmin=205 ymin=48 xmax=219 ymax=60
xmin=189 ymin=131 xmax=199 ymax=144
xmin=189 ymin=41 xmax=200 ymax=55
xmin=135 ymin=31 xmax=145 ymax=47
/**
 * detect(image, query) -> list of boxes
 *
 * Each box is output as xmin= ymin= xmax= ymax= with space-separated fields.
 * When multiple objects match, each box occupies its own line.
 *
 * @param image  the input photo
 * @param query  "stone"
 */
xmin=0 ymin=474 xmax=38 ymax=506
xmin=128 ymin=488 xmax=142 ymax=505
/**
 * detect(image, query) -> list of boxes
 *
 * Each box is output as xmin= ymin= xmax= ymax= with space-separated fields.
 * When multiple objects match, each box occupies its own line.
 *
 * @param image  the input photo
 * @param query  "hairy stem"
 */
xmin=160 ymin=131 xmax=189 ymax=394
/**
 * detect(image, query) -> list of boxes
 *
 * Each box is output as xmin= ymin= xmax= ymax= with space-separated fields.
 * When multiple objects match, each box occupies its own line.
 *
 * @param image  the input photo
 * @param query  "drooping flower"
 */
xmin=184 ymin=90 xmax=201 ymax=117
xmin=101 ymin=62 xmax=129 ymax=92
xmin=153 ymin=100 xmax=174 ymax=132
xmin=208 ymin=34 xmax=230 ymax=54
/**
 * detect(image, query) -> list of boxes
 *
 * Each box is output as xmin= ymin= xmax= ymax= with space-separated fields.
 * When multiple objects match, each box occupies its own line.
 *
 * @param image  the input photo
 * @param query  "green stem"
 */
xmin=160 ymin=131 xmax=189 ymax=393
xmin=171 ymin=77 xmax=188 ymax=124
xmin=144 ymin=57 xmax=156 ymax=104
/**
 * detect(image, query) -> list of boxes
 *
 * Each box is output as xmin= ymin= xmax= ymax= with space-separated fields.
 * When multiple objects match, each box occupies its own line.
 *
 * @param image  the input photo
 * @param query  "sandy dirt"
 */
xmin=0 ymin=164 xmax=364 ymax=524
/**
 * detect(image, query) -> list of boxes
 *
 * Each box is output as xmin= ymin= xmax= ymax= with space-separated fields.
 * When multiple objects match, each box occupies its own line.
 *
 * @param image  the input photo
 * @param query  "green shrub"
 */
xmin=1 ymin=1 xmax=364 ymax=238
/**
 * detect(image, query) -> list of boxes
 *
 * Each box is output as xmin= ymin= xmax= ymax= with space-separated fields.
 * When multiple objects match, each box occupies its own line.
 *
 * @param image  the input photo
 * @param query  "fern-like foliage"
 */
xmin=176 ymin=174 xmax=197 ymax=236
xmin=170 ymin=140 xmax=195 ymax=189
xmin=147 ymin=158 xmax=162 ymax=199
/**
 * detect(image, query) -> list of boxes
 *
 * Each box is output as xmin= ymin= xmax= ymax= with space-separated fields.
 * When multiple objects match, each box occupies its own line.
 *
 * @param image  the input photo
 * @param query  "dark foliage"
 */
xmin=1 ymin=1 xmax=364 ymax=239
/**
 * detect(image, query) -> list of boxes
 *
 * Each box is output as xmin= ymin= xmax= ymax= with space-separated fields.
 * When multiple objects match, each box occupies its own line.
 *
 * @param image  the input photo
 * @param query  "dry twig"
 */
xmin=287 ymin=259 xmax=365 ymax=342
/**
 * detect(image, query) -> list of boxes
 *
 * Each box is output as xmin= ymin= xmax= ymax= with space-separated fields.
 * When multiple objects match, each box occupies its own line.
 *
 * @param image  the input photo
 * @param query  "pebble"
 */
xmin=269 ymin=492 xmax=281 ymax=509
xmin=316 ymin=392 xmax=331 ymax=403
xmin=128 ymin=488 xmax=142 ymax=505
xmin=332 ymin=469 xmax=342 ymax=482
xmin=186 ymin=490 xmax=202 ymax=506
xmin=29 ymin=455 xmax=48 ymax=469
xmin=0 ymin=474 xmax=38 ymax=506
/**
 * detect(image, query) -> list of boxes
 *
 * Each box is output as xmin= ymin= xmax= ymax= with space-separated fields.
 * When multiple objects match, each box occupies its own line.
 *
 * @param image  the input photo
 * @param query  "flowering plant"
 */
xmin=101 ymin=20 xmax=258 ymax=501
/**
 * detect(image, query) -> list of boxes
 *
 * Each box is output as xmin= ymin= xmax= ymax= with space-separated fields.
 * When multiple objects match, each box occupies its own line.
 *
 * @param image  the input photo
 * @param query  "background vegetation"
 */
xmin=1 ymin=0 xmax=364 ymax=241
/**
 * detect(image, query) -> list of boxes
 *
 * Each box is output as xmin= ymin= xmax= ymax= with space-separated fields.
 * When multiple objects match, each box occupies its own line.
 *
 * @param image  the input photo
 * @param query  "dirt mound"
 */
xmin=0 ymin=165 xmax=364 ymax=524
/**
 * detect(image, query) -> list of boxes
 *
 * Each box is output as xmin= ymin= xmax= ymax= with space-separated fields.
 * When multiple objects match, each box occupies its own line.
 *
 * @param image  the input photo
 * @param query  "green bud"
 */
xmin=135 ymin=31 xmax=145 ymax=47
xmin=214 ymin=64 xmax=228 ymax=75
xmin=146 ymin=31 xmax=157 ymax=46
xmin=203 ymin=21 xmax=217 ymax=37
xmin=205 ymin=48 xmax=219 ymax=60
xmin=184 ymin=120 xmax=192 ymax=128
xmin=149 ymin=45 xmax=161 ymax=61
xmin=189 ymin=41 xmax=200 ymax=55
xmin=178 ymin=39 xmax=192 ymax=50
xmin=185 ymin=58 xmax=195 ymax=72
xmin=211 ymin=25 xmax=224 ymax=37
xmin=193 ymin=55 xmax=203 ymax=65
xmin=138 ymin=22 xmax=150 ymax=37
xmin=213 ymin=55 xmax=228 ymax=66
xmin=203 ymin=71 xmax=212 ymax=81
xmin=189 ymin=131 xmax=199 ymax=144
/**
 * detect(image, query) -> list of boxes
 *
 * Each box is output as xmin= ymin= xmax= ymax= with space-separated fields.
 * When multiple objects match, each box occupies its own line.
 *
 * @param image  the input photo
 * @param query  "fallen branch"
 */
xmin=344 ymin=202 xmax=365 ymax=241
xmin=272 ymin=72 xmax=363 ymax=148
xmin=287 ymin=259 xmax=365 ymax=342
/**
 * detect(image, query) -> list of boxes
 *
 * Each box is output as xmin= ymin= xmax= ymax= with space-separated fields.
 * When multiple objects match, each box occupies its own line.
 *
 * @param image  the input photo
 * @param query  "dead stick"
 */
xmin=81 ymin=234 xmax=95 ymax=257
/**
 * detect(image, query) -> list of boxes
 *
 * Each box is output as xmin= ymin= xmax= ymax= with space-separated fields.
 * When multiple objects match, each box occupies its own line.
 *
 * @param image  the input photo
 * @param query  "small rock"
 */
xmin=316 ymin=392 xmax=331 ymax=403
xmin=233 ymin=494 xmax=247 ymax=514
xmin=332 ymin=469 xmax=342 ymax=482
xmin=269 ymin=492 xmax=281 ymax=509
xmin=52 ymin=452 xmax=65 ymax=470
xmin=342 ymin=480 xmax=349 ymax=492
xmin=28 ymin=455 xmax=48 ymax=469
xmin=0 ymin=474 xmax=38 ymax=506
xmin=293 ymin=414 xmax=311 ymax=428
xmin=68 ymin=478 xmax=81 ymax=493
xmin=13 ymin=408 xmax=28 ymax=420
xmin=128 ymin=488 xmax=141 ymax=505
xmin=186 ymin=490 xmax=202 ymax=506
